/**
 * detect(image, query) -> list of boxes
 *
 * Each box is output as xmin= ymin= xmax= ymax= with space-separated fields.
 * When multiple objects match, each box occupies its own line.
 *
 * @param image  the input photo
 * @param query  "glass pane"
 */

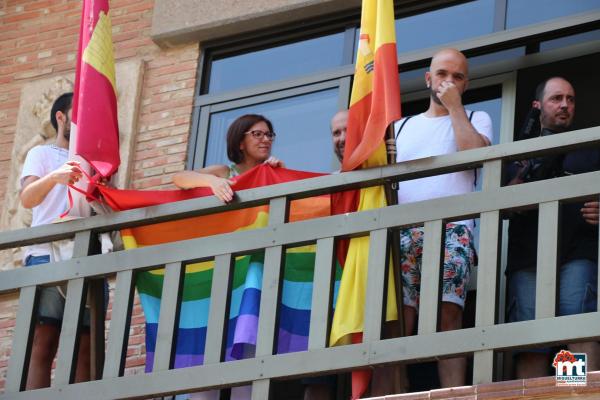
xmin=506 ymin=0 xmax=600 ymax=29
xmin=395 ymin=0 xmax=495 ymax=55
xmin=208 ymin=33 xmax=345 ymax=94
xmin=205 ymin=88 xmax=339 ymax=173
xmin=399 ymin=47 xmax=526 ymax=83
xmin=467 ymin=97 xmax=502 ymax=253
xmin=466 ymin=98 xmax=502 ymax=146
xmin=469 ymin=47 xmax=525 ymax=67
xmin=540 ymin=29 xmax=600 ymax=52
xmin=399 ymin=66 xmax=428 ymax=82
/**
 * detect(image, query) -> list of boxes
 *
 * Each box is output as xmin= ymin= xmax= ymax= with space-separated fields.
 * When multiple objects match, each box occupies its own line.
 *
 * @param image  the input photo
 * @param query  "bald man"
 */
xmin=331 ymin=110 xmax=348 ymax=164
xmin=393 ymin=48 xmax=493 ymax=388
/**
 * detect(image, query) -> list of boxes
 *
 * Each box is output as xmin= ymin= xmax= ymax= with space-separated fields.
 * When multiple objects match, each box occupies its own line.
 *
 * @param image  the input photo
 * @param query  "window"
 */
xmin=207 ymin=32 xmax=347 ymax=94
xmin=399 ymin=47 xmax=526 ymax=83
xmin=540 ymin=29 xmax=600 ymax=52
xmin=204 ymin=89 xmax=340 ymax=173
xmin=506 ymin=0 xmax=600 ymax=29
xmin=395 ymin=0 xmax=496 ymax=54
xmin=514 ymin=52 xmax=600 ymax=135
xmin=192 ymin=0 xmax=598 ymax=177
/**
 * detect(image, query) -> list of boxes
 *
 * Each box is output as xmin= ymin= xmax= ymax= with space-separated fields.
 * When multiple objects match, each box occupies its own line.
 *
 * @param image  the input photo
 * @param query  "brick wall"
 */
xmin=0 ymin=0 xmax=198 ymax=389
xmin=0 ymin=294 xmax=18 ymax=389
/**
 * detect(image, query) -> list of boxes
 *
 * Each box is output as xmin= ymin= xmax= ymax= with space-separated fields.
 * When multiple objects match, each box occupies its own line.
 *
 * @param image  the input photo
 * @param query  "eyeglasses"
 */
xmin=245 ymin=130 xmax=276 ymax=141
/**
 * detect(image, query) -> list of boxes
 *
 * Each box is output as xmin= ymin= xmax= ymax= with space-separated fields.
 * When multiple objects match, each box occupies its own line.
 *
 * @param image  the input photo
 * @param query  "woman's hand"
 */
xmin=263 ymin=156 xmax=285 ymax=168
xmin=209 ymin=175 xmax=236 ymax=203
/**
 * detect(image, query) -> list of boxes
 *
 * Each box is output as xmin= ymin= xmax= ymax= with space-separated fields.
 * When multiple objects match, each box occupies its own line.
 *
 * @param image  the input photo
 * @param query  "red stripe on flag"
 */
xmin=351 ymin=332 xmax=371 ymax=400
xmin=73 ymin=0 xmax=119 ymax=179
xmin=74 ymin=65 xmax=120 ymax=177
xmin=342 ymin=42 xmax=401 ymax=172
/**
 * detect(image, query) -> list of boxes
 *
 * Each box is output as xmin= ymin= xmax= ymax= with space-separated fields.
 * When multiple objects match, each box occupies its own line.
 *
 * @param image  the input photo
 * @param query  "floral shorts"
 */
xmin=399 ymin=223 xmax=475 ymax=311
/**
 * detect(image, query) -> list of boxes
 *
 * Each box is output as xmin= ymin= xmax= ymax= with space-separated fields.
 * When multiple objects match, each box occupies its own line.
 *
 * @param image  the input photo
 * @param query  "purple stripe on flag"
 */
xmin=173 ymin=353 xmax=205 ymax=369
xmin=277 ymin=329 xmax=309 ymax=354
xmin=230 ymin=314 xmax=259 ymax=359
xmin=145 ymin=351 xmax=154 ymax=373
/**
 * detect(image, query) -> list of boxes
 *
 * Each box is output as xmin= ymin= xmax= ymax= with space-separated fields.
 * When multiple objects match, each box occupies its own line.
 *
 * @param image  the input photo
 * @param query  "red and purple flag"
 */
xmin=71 ymin=0 xmax=120 ymax=179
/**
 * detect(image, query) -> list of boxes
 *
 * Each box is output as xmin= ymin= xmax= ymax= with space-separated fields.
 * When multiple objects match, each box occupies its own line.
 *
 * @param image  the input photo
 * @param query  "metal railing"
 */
xmin=1 ymin=126 xmax=600 ymax=399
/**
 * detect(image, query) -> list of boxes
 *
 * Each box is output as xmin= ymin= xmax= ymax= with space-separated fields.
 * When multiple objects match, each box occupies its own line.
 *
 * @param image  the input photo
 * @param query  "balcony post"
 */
xmin=153 ymin=261 xmax=185 ymax=371
xmin=204 ymin=253 xmax=233 ymax=364
xmin=536 ymin=201 xmax=560 ymax=319
xmin=597 ymin=194 xmax=600 ymax=313
xmin=363 ymin=229 xmax=389 ymax=343
xmin=473 ymin=159 xmax=502 ymax=384
xmin=54 ymin=230 xmax=94 ymax=386
xmin=418 ymin=220 xmax=444 ymax=335
xmin=252 ymin=196 xmax=288 ymax=399
xmin=103 ymin=269 xmax=135 ymax=378
xmin=308 ymin=237 xmax=335 ymax=350
xmin=5 ymin=286 xmax=38 ymax=393
xmin=54 ymin=277 xmax=87 ymax=386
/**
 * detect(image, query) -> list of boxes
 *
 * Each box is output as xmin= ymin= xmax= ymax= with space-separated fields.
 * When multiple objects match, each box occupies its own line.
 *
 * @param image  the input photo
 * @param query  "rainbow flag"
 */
xmin=329 ymin=0 xmax=401 ymax=397
xmin=99 ymin=165 xmax=340 ymax=370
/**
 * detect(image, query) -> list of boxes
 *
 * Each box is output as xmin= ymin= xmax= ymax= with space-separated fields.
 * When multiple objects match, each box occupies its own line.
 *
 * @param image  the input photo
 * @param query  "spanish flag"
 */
xmin=71 ymin=0 xmax=120 ymax=179
xmin=330 ymin=0 xmax=401 ymax=397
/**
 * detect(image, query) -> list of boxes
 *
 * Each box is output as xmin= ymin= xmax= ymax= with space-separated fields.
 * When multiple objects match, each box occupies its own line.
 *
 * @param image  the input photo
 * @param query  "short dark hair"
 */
xmin=534 ymin=76 xmax=570 ymax=101
xmin=50 ymin=92 xmax=73 ymax=132
xmin=226 ymin=114 xmax=274 ymax=164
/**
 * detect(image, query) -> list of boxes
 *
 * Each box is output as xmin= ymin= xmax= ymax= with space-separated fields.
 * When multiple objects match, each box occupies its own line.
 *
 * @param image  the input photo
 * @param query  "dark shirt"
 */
xmin=506 ymin=147 xmax=600 ymax=274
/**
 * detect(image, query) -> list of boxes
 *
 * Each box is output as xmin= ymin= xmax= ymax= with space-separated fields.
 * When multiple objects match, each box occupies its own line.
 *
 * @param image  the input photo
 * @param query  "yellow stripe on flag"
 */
xmin=330 ymin=0 xmax=400 ymax=348
xmin=350 ymin=0 xmax=397 ymax=106
xmin=82 ymin=10 xmax=116 ymax=92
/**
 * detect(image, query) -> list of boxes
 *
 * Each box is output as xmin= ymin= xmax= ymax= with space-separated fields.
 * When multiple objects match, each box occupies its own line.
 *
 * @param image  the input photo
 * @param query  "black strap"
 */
xmin=396 ymin=111 xmax=479 ymax=187
xmin=469 ymin=111 xmax=478 ymax=229
xmin=395 ymin=116 xmax=413 ymax=140
xmin=468 ymin=111 xmax=479 ymax=188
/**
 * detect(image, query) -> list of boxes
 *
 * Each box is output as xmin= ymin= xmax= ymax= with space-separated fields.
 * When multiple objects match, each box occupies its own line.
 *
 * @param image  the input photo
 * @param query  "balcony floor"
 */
xmin=367 ymin=371 xmax=600 ymax=399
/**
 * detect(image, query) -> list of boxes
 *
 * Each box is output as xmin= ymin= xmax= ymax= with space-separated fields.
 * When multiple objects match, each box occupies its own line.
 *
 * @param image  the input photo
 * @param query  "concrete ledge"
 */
xmin=151 ymin=0 xmax=360 ymax=47
xmin=368 ymin=371 xmax=600 ymax=400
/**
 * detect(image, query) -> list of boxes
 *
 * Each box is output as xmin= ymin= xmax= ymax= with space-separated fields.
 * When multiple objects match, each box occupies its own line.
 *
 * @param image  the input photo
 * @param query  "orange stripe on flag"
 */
xmin=343 ymin=42 xmax=401 ymax=171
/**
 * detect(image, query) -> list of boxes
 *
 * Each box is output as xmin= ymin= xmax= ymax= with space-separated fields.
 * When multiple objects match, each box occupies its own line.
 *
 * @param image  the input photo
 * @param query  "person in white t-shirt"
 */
xmin=394 ymin=48 xmax=493 ymax=388
xmin=20 ymin=92 xmax=87 ymax=389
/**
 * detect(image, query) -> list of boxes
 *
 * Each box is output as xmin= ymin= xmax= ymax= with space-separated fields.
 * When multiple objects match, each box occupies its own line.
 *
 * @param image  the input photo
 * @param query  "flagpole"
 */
xmin=72 ymin=0 xmax=120 ymax=380
xmin=384 ymin=124 xmax=405 ymax=337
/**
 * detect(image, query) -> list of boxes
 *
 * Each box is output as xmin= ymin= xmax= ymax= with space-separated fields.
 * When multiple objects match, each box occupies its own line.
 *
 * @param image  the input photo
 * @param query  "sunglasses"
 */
xmin=245 ymin=130 xmax=276 ymax=141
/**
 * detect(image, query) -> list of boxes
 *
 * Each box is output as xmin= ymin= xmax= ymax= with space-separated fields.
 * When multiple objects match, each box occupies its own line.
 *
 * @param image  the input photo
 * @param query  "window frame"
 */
xmin=187 ymin=4 xmax=599 ymax=383
xmin=188 ymin=5 xmax=600 ymax=170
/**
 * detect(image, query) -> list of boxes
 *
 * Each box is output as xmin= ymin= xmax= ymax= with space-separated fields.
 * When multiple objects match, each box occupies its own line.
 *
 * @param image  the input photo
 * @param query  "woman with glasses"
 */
xmin=171 ymin=114 xmax=285 ymax=400
xmin=173 ymin=114 xmax=283 ymax=202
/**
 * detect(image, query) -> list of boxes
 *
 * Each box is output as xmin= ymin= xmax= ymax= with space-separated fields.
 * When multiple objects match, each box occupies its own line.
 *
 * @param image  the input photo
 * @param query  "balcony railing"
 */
xmin=1 ymin=126 xmax=599 ymax=399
